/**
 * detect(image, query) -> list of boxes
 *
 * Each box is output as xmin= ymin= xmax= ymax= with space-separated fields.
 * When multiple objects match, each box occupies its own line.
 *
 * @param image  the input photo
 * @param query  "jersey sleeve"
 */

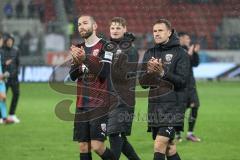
xmin=83 ymin=42 xmax=113 ymax=80
xmin=100 ymin=50 xmax=113 ymax=64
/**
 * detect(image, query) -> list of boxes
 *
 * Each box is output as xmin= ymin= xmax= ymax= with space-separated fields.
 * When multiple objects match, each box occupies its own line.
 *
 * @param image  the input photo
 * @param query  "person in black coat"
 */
xmin=2 ymin=34 xmax=20 ymax=123
xmin=175 ymin=32 xmax=201 ymax=142
xmin=107 ymin=17 xmax=140 ymax=160
xmin=139 ymin=19 xmax=190 ymax=160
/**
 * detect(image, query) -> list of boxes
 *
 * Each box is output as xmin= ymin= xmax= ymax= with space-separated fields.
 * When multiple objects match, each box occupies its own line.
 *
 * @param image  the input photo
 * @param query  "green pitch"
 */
xmin=0 ymin=81 xmax=239 ymax=160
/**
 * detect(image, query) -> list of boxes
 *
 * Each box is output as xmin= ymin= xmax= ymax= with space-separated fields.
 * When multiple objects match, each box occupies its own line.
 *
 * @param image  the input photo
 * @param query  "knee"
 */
xmin=79 ymin=142 xmax=90 ymax=153
xmin=154 ymin=136 xmax=169 ymax=153
xmin=166 ymin=143 xmax=177 ymax=156
xmin=91 ymin=140 xmax=105 ymax=155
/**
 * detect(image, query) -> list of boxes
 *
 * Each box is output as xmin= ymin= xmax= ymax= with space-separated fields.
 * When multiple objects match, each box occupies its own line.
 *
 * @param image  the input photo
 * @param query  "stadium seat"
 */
xmin=73 ymin=0 xmax=239 ymax=48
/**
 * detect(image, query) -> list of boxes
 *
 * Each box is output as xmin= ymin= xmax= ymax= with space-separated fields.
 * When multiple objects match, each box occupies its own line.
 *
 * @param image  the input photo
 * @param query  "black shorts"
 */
xmin=107 ymin=104 xmax=134 ymax=136
xmin=73 ymin=108 xmax=107 ymax=142
xmin=151 ymin=126 xmax=176 ymax=141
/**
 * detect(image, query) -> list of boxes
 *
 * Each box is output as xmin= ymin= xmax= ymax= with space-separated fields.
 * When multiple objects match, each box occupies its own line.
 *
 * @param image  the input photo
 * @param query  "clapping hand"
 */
xmin=147 ymin=57 xmax=164 ymax=76
xmin=70 ymin=45 xmax=86 ymax=65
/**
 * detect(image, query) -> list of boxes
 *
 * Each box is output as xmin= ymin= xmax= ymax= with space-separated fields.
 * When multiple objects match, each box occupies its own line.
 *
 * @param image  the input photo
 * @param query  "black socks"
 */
xmin=167 ymin=153 xmax=181 ymax=160
xmin=122 ymin=137 xmax=140 ymax=160
xmin=109 ymin=133 xmax=140 ymax=160
xmin=154 ymin=152 xmax=165 ymax=160
xmin=100 ymin=147 xmax=116 ymax=160
xmin=80 ymin=153 xmax=92 ymax=160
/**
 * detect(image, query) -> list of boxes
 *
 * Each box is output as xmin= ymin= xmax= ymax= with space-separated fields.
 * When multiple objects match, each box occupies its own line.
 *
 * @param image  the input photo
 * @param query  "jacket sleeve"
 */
xmin=16 ymin=49 xmax=20 ymax=74
xmin=10 ymin=48 xmax=20 ymax=77
xmin=0 ymin=50 xmax=5 ymax=72
xmin=1 ymin=49 xmax=7 ymax=73
xmin=127 ymin=47 xmax=139 ymax=79
xmin=163 ymin=50 xmax=190 ymax=90
xmin=190 ymin=52 xmax=200 ymax=67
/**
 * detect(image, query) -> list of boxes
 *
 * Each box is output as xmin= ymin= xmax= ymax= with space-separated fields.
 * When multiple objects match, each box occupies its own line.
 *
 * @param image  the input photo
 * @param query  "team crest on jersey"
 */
xmin=101 ymin=123 xmax=106 ymax=132
xmin=165 ymin=54 xmax=173 ymax=62
xmin=92 ymin=49 xmax=100 ymax=56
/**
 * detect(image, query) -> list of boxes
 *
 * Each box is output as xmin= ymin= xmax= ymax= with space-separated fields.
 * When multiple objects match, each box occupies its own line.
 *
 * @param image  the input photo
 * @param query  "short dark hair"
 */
xmin=154 ymin=18 xmax=171 ymax=30
xmin=110 ymin=17 xmax=127 ymax=27
xmin=178 ymin=32 xmax=190 ymax=37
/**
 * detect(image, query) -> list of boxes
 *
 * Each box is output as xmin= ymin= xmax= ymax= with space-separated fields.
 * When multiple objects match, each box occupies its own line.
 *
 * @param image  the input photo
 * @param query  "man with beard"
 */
xmin=139 ymin=19 xmax=189 ymax=160
xmin=69 ymin=15 xmax=115 ymax=160
xmin=106 ymin=17 xmax=140 ymax=160
xmin=175 ymin=32 xmax=201 ymax=142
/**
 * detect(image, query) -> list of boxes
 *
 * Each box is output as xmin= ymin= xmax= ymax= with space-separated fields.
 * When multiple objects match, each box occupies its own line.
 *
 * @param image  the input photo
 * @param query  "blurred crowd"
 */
xmin=1 ymin=31 xmax=43 ymax=56
xmin=3 ymin=0 xmax=45 ymax=22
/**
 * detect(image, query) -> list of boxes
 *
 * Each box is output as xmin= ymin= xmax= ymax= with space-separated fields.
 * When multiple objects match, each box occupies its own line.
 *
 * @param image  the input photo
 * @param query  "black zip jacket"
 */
xmin=139 ymin=30 xmax=190 ymax=127
xmin=107 ymin=35 xmax=139 ymax=135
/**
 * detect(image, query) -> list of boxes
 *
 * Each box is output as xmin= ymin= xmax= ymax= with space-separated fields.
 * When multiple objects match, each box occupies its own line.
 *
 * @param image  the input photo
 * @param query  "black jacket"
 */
xmin=110 ymin=38 xmax=138 ymax=107
xmin=139 ymin=30 xmax=190 ymax=127
xmin=2 ymin=46 xmax=20 ymax=79
xmin=182 ymin=45 xmax=200 ymax=107
xmin=107 ymin=36 xmax=139 ymax=135
xmin=182 ymin=45 xmax=199 ymax=88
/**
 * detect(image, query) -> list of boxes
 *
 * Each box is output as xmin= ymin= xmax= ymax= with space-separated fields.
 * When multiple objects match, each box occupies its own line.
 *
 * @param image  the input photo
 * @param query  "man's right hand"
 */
xmin=70 ymin=45 xmax=86 ymax=65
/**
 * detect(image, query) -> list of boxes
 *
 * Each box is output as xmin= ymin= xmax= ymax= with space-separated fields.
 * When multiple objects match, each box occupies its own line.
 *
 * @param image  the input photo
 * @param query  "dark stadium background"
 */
xmin=0 ymin=0 xmax=239 ymax=81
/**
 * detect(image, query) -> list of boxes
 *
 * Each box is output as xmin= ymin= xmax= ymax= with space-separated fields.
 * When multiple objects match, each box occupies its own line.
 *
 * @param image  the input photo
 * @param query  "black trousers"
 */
xmin=6 ymin=78 xmax=20 ymax=115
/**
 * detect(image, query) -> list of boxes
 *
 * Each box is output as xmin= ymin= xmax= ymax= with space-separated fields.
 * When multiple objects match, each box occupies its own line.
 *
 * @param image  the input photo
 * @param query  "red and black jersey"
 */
xmin=69 ymin=39 xmax=113 ymax=108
